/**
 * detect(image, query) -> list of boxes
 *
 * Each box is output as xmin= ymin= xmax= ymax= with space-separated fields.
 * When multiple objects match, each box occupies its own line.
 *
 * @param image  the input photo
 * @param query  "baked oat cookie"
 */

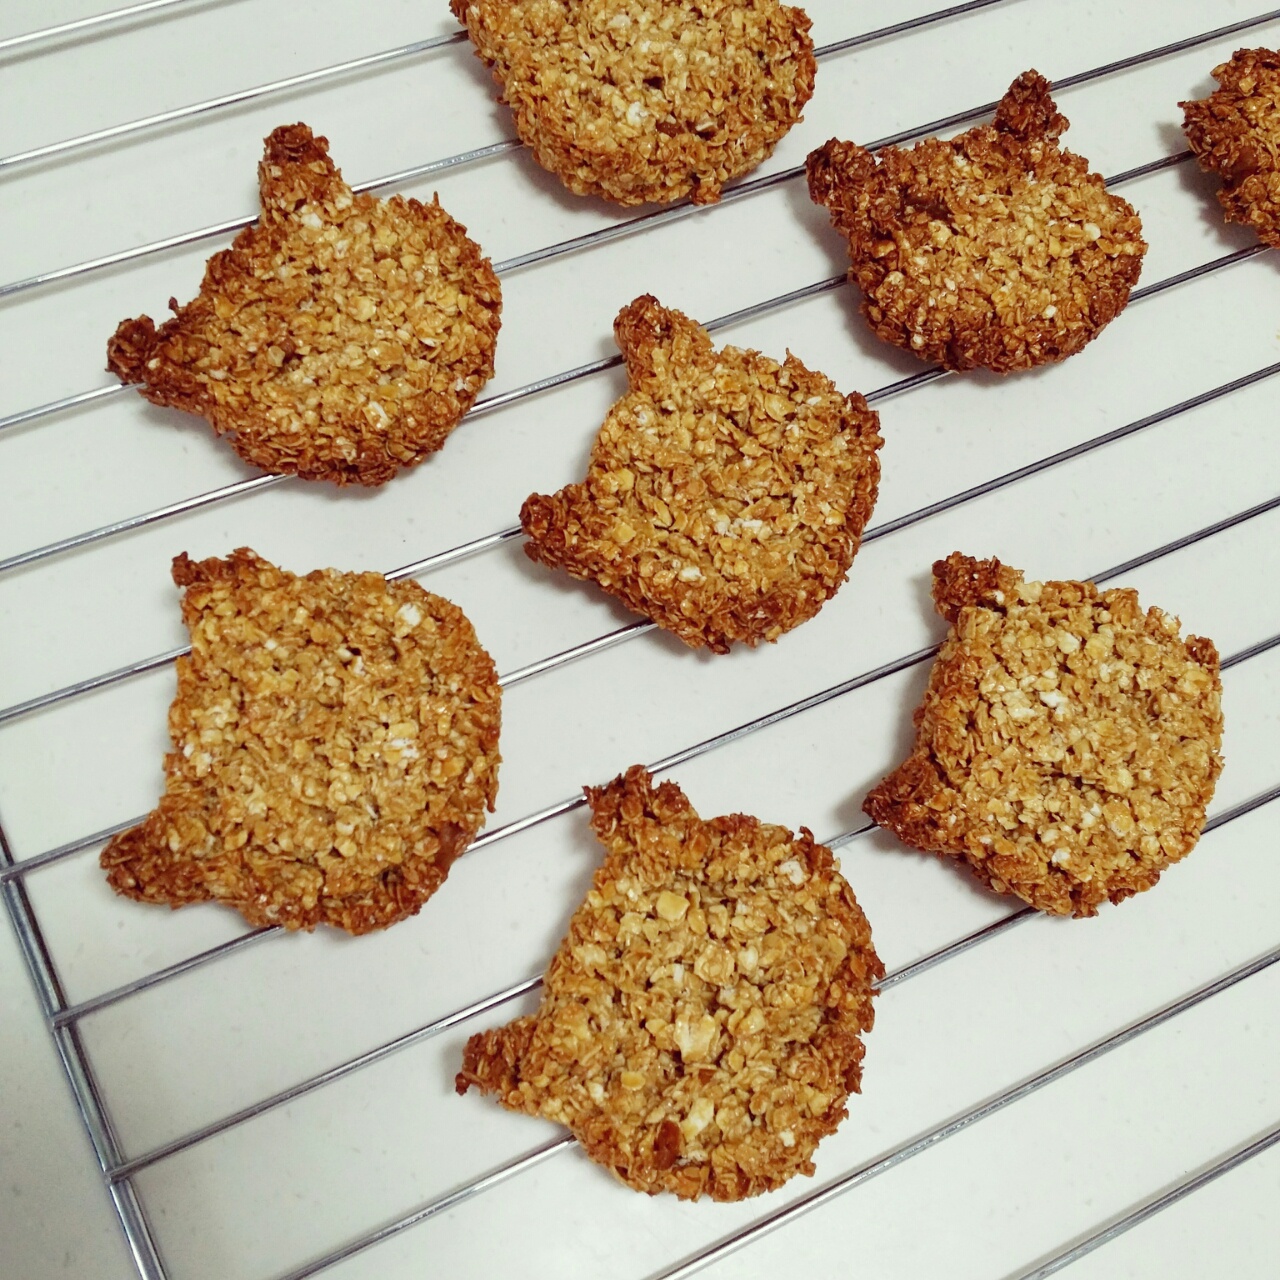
xmin=450 ymin=0 xmax=816 ymax=206
xmin=520 ymin=296 xmax=883 ymax=652
xmin=107 ymin=124 xmax=502 ymax=486
xmin=1182 ymin=48 xmax=1280 ymax=249
xmin=456 ymin=765 xmax=882 ymax=1200
xmin=100 ymin=549 xmax=501 ymax=934
xmin=807 ymin=71 xmax=1147 ymax=373
xmin=864 ymin=554 xmax=1224 ymax=918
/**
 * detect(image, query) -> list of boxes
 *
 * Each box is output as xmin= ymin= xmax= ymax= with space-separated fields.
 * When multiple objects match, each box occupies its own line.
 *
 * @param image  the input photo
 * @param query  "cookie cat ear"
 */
xmin=930 ymin=552 xmax=1024 ymax=624
xmin=992 ymin=70 xmax=1068 ymax=144
xmin=255 ymin=123 xmax=347 ymax=219
xmin=613 ymin=295 xmax=712 ymax=390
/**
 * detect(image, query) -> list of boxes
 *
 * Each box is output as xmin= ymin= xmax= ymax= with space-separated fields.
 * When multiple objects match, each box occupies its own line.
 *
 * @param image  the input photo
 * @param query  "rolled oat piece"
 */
xmin=864 ymin=553 xmax=1224 ymax=918
xmin=520 ymin=295 xmax=883 ymax=652
xmin=457 ymin=765 xmax=882 ymax=1200
xmin=107 ymin=124 xmax=502 ymax=486
xmin=807 ymin=71 xmax=1146 ymax=373
xmin=450 ymin=0 xmax=816 ymax=206
xmin=100 ymin=549 xmax=502 ymax=934
xmin=1182 ymin=48 xmax=1280 ymax=249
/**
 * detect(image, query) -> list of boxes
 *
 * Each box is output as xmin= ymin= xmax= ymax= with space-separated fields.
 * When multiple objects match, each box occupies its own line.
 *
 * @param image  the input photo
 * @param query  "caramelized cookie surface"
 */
xmin=1182 ymin=48 xmax=1280 ymax=249
xmin=451 ymin=0 xmax=816 ymax=206
xmin=108 ymin=124 xmax=502 ymax=485
xmin=457 ymin=766 xmax=882 ymax=1200
xmin=101 ymin=549 xmax=502 ymax=933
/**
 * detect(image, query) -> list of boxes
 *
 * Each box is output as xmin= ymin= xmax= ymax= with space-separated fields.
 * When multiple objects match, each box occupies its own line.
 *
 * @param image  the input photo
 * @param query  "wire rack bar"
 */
xmin=1 ymin=0 xmax=1015 ymax=177
xmin=0 ymin=815 xmax=169 ymax=1278
xmin=3 ymin=320 xmax=1274 ymax=730
xmin=88 ymin=629 xmax=1280 ymax=1182
xmin=650 ymin=942 xmax=1280 ymax=1280
xmin=35 ymin=500 xmax=1280 ymax=1024
xmin=279 ymin=1135 xmax=580 ymax=1280
xmin=0 ymin=383 xmax=127 ymax=437
xmin=0 ymin=0 xmax=208 ymax=56
xmin=0 ymin=0 xmax=1019 ymax=304
xmin=0 ymin=814 xmax=142 ymax=887
xmin=265 ymin=870 xmax=1280 ymax=1280
xmin=1010 ymin=1123 xmax=1280 ymax=1280
xmin=0 ymin=32 xmax=468 ymax=175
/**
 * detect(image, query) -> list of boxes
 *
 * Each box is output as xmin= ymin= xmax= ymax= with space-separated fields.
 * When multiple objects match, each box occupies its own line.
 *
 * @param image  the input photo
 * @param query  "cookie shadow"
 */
xmin=830 ymin=564 xmax=939 ymax=840
xmin=1157 ymin=120 xmax=1265 ymax=253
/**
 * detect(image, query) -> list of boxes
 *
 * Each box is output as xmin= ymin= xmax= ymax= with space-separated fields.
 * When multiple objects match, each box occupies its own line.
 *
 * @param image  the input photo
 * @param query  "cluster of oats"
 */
xmin=864 ymin=554 xmax=1224 ymax=918
xmin=520 ymin=296 xmax=883 ymax=652
xmin=100 ymin=549 xmax=502 ymax=934
xmin=457 ymin=766 xmax=882 ymax=1200
xmin=107 ymin=124 xmax=502 ymax=486
xmin=1182 ymin=48 xmax=1280 ymax=250
xmin=450 ymin=0 xmax=816 ymax=206
xmin=807 ymin=72 xmax=1147 ymax=373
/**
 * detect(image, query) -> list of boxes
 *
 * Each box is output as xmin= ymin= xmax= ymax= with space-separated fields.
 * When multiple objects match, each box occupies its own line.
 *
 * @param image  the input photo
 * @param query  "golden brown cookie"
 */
xmin=520 ymin=296 xmax=883 ymax=653
xmin=107 ymin=124 xmax=502 ymax=486
xmin=457 ymin=765 xmax=882 ymax=1200
xmin=1182 ymin=48 xmax=1280 ymax=249
xmin=450 ymin=0 xmax=816 ymax=206
xmin=100 ymin=549 xmax=501 ymax=934
xmin=807 ymin=71 xmax=1147 ymax=373
xmin=864 ymin=554 xmax=1224 ymax=918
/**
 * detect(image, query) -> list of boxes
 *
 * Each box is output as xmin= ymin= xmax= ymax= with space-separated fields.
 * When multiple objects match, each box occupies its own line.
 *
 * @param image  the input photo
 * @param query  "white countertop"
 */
xmin=2 ymin=2 xmax=1278 ymax=1278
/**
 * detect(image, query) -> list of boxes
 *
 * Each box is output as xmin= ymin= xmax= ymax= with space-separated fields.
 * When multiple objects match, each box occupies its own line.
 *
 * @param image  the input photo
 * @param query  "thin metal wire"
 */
xmin=0 ymin=0 xmax=209 ymax=57
xmin=4 ymin=328 xmax=1275 ymax=729
xmin=277 ymin=1136 xmax=580 ymax=1280
xmin=0 ymin=383 xmax=127 ymax=437
xmin=0 ymin=813 xmax=141 ymax=887
xmin=1010 ymin=1124 xmax=1280 ymax=1280
xmin=649 ymin=944 xmax=1280 ymax=1280
xmin=0 ymin=815 xmax=169 ymax=1278
xmin=263 ymin=884 xmax=1280 ymax=1280
xmin=4 ymin=15 xmax=1278 ymax=1280
xmin=38 ymin=514 xmax=1280 ymax=1027
xmin=0 ymin=0 xmax=1013 ymax=303
xmin=1 ymin=0 xmax=1014 ymax=176
xmin=0 ymin=32 xmax=468 ymax=175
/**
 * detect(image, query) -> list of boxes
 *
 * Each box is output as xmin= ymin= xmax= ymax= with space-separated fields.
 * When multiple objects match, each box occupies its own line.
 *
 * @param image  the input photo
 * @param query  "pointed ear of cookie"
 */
xmin=612 ymin=295 xmax=713 ymax=391
xmin=993 ymin=70 xmax=1069 ymax=144
xmin=256 ymin=123 xmax=347 ymax=220
xmin=930 ymin=552 xmax=1024 ymax=624
xmin=455 ymin=1016 xmax=538 ymax=1098
xmin=862 ymin=754 xmax=963 ymax=856
xmin=805 ymin=139 xmax=877 ymax=217
xmin=584 ymin=765 xmax=700 ymax=868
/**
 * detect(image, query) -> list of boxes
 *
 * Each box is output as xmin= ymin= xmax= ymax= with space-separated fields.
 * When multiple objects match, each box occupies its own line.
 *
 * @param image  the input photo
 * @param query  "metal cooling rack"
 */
xmin=1 ymin=2 xmax=1278 ymax=1278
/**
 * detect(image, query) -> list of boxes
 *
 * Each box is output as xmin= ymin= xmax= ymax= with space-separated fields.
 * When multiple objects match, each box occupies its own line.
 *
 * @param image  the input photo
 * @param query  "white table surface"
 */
xmin=1 ymin=2 xmax=1277 ymax=1279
